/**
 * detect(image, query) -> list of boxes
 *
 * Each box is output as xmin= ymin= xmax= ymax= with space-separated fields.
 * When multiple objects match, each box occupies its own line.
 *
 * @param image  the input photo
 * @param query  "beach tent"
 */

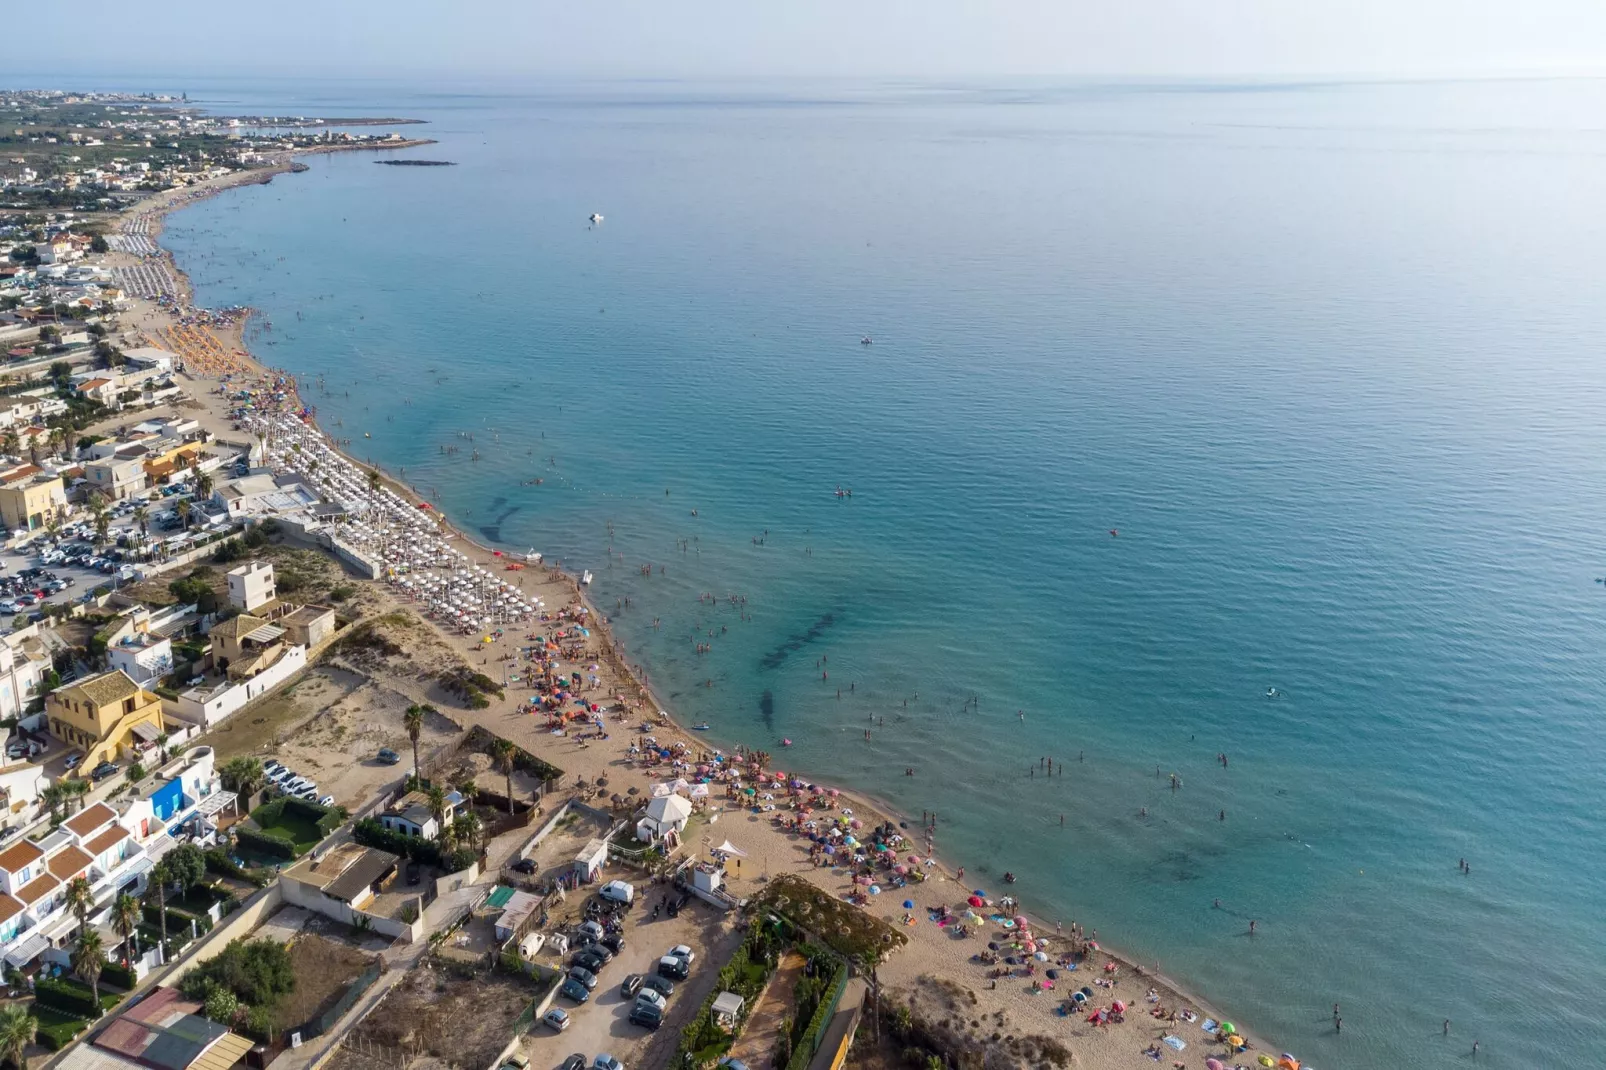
xmin=714 ymin=840 xmax=748 ymax=857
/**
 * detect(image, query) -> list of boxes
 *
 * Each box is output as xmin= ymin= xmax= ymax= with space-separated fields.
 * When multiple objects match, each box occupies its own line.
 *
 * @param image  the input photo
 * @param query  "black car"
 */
xmin=89 ymin=761 xmax=119 ymax=782
xmin=571 ymin=950 xmax=607 ymax=974
xmin=566 ymin=965 xmax=598 ymax=990
xmin=602 ymin=934 xmax=625 ymax=955
xmin=561 ymin=1056 xmax=586 ymax=1070
xmin=511 ymin=858 xmax=537 ymax=874
xmin=628 ymin=1003 xmax=663 ymax=1030
xmin=620 ymin=974 xmax=644 ymax=999
xmin=642 ymin=974 xmax=675 ymax=998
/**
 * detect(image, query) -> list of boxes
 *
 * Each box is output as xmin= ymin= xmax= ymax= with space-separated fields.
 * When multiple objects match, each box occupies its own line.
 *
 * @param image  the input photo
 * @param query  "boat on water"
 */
xmin=581 ymin=570 xmax=593 ymax=585
xmin=860 ymin=336 xmax=873 ymax=345
xmin=589 ymin=212 xmax=604 ymax=224
xmin=691 ymin=723 xmax=711 ymax=731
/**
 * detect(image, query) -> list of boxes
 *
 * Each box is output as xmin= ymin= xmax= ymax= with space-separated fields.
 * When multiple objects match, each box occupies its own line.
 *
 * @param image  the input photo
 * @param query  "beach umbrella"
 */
xmin=1221 ymin=1023 xmax=1236 ymax=1035
xmin=1034 ymin=951 xmax=1048 ymax=962
xmin=1206 ymin=1061 xmax=1224 ymax=1070
xmin=868 ymin=885 xmax=881 ymax=895
xmin=902 ymin=900 xmax=915 ymax=909
xmin=973 ymin=889 xmax=987 ymax=897
xmin=968 ymin=896 xmax=985 ymax=908
xmin=1045 ymin=969 xmax=1058 ymax=980
xmin=908 ymin=854 xmax=920 ymax=864
xmin=627 ymin=786 xmax=639 ymax=795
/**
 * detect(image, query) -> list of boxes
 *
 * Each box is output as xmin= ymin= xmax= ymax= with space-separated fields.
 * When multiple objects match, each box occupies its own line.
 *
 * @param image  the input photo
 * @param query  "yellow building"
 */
xmin=0 ymin=466 xmax=66 ymax=532
xmin=143 ymin=442 xmax=207 ymax=484
xmin=46 ymin=669 xmax=165 ymax=771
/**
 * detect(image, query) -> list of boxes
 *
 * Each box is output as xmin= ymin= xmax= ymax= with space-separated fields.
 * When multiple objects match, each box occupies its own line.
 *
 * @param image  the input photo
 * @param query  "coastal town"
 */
xmin=0 ymin=88 xmax=1302 ymax=1070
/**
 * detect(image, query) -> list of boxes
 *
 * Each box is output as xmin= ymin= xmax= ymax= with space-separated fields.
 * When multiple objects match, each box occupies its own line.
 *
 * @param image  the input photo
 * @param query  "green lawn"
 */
xmin=32 ymin=1004 xmax=89 ymax=1051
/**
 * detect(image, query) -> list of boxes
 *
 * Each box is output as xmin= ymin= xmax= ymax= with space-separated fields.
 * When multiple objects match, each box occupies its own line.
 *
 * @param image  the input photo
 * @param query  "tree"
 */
xmin=166 ymin=843 xmax=206 ymax=898
xmin=220 ymin=756 xmax=264 ymax=801
xmin=451 ymin=812 xmax=483 ymax=855
xmin=40 ymin=782 xmax=67 ymax=823
xmin=195 ymin=470 xmax=214 ymax=499
xmin=64 ymin=875 xmax=93 ymax=937
xmin=0 ymin=431 xmax=16 ymax=459
xmin=46 ymin=426 xmax=65 ymax=461
xmin=403 ymin=704 xmax=425 ymax=777
xmin=176 ymin=499 xmax=191 ymax=530
xmin=203 ymin=986 xmax=238 ymax=1025
xmin=90 ymin=234 xmax=109 ymax=254
xmin=491 ymin=737 xmax=517 ymax=814
xmin=367 ymin=467 xmax=382 ymax=493
xmin=148 ymin=856 xmax=173 ymax=946
xmin=0 ymin=1003 xmax=37 ymax=1070
xmin=72 ymin=929 xmax=105 ymax=1011
xmin=155 ymin=733 xmax=170 ymax=764
xmin=426 ymin=784 xmax=450 ymax=847
xmin=132 ymin=504 xmax=149 ymax=538
xmin=112 ymin=893 xmax=140 ymax=961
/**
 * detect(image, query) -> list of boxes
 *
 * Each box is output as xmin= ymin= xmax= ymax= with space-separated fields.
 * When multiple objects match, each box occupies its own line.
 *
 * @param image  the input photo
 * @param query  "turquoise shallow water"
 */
xmin=142 ymin=76 xmax=1606 ymax=1066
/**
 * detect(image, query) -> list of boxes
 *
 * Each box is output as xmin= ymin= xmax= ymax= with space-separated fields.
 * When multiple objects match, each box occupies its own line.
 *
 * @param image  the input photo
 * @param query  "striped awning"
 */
xmin=242 ymin=623 xmax=285 ymax=644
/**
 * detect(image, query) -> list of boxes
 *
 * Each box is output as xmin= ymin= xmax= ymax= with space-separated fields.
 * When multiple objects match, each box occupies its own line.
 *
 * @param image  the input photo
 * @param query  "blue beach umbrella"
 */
xmin=902 ymin=900 xmax=915 ymax=909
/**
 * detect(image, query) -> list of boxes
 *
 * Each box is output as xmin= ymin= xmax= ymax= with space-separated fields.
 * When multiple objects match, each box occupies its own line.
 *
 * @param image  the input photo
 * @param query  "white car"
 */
xmin=635 ymin=988 xmax=666 ymax=1011
xmin=541 ymin=1007 xmax=570 ymax=1032
xmin=593 ymin=1057 xmax=624 ymax=1070
xmin=667 ymin=944 xmax=695 ymax=965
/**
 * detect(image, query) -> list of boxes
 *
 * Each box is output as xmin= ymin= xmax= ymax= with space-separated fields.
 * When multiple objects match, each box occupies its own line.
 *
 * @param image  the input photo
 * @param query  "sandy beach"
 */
xmin=114 ymin=159 xmax=1291 ymax=1070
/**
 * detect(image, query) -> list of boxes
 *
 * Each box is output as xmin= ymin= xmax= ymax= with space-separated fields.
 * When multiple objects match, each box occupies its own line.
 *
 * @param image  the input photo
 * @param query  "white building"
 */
xmin=0 ymin=801 xmax=152 ymax=969
xmin=636 ymin=793 xmax=693 ymax=843
xmin=226 ymin=560 xmax=275 ymax=611
xmin=0 ymin=629 xmax=51 ymax=720
xmin=107 ymin=631 xmax=174 ymax=687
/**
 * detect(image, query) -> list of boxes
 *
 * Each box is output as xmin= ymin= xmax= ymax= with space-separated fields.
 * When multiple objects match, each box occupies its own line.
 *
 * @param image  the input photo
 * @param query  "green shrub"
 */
xmin=33 ymin=1005 xmax=88 ymax=1050
xmin=234 ymin=825 xmax=297 ymax=860
xmin=205 ymin=848 xmax=271 ymax=887
xmin=179 ymin=938 xmax=294 ymax=1008
xmin=100 ymin=960 xmax=138 ymax=991
xmin=35 ymin=976 xmax=105 ymax=1017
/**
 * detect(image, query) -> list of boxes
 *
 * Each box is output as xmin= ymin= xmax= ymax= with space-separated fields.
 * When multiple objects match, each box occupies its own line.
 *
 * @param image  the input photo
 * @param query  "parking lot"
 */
xmin=521 ymin=886 xmax=742 ymax=1070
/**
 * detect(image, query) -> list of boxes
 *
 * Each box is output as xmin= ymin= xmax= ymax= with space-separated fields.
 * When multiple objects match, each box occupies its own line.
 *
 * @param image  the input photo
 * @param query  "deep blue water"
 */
xmin=137 ymin=75 xmax=1606 ymax=1066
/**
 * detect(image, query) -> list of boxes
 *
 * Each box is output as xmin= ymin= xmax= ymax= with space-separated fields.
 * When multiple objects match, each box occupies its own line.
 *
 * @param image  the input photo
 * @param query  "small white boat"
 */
xmin=589 ymin=212 xmax=604 ymax=224
xmin=581 ymin=570 xmax=593 ymax=585
xmin=525 ymin=550 xmax=543 ymax=563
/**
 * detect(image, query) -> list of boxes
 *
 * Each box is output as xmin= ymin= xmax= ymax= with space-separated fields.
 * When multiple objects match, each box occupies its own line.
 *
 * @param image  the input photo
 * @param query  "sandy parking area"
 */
xmin=520 ymin=892 xmax=741 ymax=1070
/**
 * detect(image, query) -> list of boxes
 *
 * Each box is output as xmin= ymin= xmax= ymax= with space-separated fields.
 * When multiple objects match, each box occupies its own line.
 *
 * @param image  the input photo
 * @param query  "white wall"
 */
xmin=170 ymin=644 xmax=307 ymax=727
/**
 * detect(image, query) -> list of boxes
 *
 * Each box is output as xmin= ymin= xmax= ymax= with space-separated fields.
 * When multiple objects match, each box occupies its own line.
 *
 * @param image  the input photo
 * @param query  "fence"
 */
xmin=299 ymin=961 xmax=385 ymax=1040
xmin=785 ymin=965 xmax=850 ymax=1070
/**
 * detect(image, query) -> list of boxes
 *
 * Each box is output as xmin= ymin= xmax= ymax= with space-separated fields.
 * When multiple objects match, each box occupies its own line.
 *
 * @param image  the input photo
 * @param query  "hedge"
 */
xmin=234 ymin=825 xmax=298 ymax=860
xmin=100 ymin=960 xmax=137 ymax=991
xmin=463 ymin=726 xmax=563 ymax=783
xmin=142 ymin=902 xmax=212 ymax=936
xmin=33 ymin=1006 xmax=88 ymax=1051
xmin=205 ymin=848 xmax=272 ymax=887
xmin=35 ymin=976 xmax=104 ymax=1017
xmin=351 ymin=819 xmax=477 ymax=874
xmin=785 ymin=962 xmax=847 ymax=1070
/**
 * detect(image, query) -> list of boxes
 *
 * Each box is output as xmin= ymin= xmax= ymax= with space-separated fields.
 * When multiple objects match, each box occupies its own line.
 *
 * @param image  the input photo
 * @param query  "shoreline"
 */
xmin=126 ymin=143 xmax=1287 ymax=1067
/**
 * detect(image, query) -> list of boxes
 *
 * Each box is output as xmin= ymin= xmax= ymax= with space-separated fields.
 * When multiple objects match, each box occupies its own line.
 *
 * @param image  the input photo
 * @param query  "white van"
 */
xmin=599 ymin=880 xmax=635 ymax=905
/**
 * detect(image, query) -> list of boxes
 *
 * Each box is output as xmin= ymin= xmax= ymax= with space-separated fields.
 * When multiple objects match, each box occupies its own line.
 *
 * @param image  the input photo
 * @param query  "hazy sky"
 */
xmin=9 ymin=0 xmax=1606 ymax=81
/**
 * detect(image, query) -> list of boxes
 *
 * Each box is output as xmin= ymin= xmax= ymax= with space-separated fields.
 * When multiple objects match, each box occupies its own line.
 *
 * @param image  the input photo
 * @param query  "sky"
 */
xmin=7 ymin=0 xmax=1606 ymax=82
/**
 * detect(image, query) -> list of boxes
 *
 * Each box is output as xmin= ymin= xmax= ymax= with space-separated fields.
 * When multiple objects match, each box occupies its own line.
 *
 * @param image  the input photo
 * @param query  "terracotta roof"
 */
xmin=64 ymin=802 xmax=118 ymax=838
xmin=15 ymin=872 xmax=59 ymax=905
xmin=0 ymin=895 xmax=22 ymax=925
xmin=84 ymin=825 xmax=131 ymax=857
xmin=0 ymin=465 xmax=43 ymax=485
xmin=46 ymin=845 xmax=93 ymax=881
xmin=56 ymin=670 xmax=143 ymax=711
xmin=78 ymin=379 xmax=114 ymax=390
xmin=0 ymin=840 xmax=43 ymax=875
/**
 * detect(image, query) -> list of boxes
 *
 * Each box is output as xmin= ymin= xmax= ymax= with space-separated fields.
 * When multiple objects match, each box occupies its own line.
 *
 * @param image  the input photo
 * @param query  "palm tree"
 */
xmin=147 ymin=857 xmax=173 ymax=948
xmin=64 ymin=779 xmax=90 ymax=813
xmin=0 ymin=431 xmax=17 ymax=459
xmin=175 ymin=499 xmax=191 ymax=530
xmin=0 ymin=1003 xmax=37 ymax=1070
xmin=93 ymin=510 xmax=111 ymax=551
xmin=426 ymin=784 xmax=449 ymax=844
xmin=71 ymin=929 xmax=104 ymax=1011
xmin=491 ymin=738 xmax=517 ymax=815
xmin=367 ymin=467 xmax=382 ymax=494
xmin=220 ymin=756 xmax=263 ymax=801
xmin=155 ymin=733 xmax=170 ymax=765
xmin=451 ymin=812 xmax=483 ymax=856
xmin=112 ymin=893 xmax=140 ymax=962
xmin=403 ymin=705 xmax=425 ymax=777
xmin=64 ymin=876 xmax=93 ymax=938
xmin=46 ymin=426 xmax=65 ymax=461
xmin=195 ymin=470 xmax=214 ymax=500
xmin=132 ymin=504 xmax=149 ymax=538
xmin=39 ymin=783 xmax=66 ymax=823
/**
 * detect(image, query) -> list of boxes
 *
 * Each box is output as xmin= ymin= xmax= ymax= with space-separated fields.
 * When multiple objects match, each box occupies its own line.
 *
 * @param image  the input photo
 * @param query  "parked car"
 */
xmin=599 ymin=880 xmax=635 ymax=905
xmin=571 ymin=950 xmax=607 ymax=974
xmin=318 ymin=794 xmax=336 ymax=807
xmin=593 ymin=1057 xmax=625 ymax=1070
xmin=89 ymin=761 xmax=119 ymax=782
xmin=602 ymin=934 xmax=625 ymax=956
xmin=627 ymin=1003 xmax=662 ymax=1030
xmin=376 ymin=748 xmax=401 ymax=765
xmin=619 ymin=974 xmax=644 ymax=999
xmin=558 ymin=978 xmax=589 ymax=1003
xmin=540 ymin=1008 xmax=570 ymax=1032
xmin=656 ymin=956 xmax=689 ymax=981
xmin=567 ymin=966 xmax=598 ymax=990
xmin=635 ymin=989 xmax=666 ymax=1012
xmin=667 ymin=944 xmax=696 ymax=966
xmin=577 ymin=920 xmax=605 ymax=942
xmin=560 ymin=1057 xmax=586 ymax=1070
xmin=62 ymin=754 xmax=82 ymax=771
xmin=641 ymin=975 xmax=675 ymax=999
xmin=510 ymin=858 xmax=537 ymax=874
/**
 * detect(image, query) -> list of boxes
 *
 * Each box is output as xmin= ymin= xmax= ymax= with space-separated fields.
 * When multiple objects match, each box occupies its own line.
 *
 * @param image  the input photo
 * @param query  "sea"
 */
xmin=97 ymin=73 xmax=1606 ymax=1066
